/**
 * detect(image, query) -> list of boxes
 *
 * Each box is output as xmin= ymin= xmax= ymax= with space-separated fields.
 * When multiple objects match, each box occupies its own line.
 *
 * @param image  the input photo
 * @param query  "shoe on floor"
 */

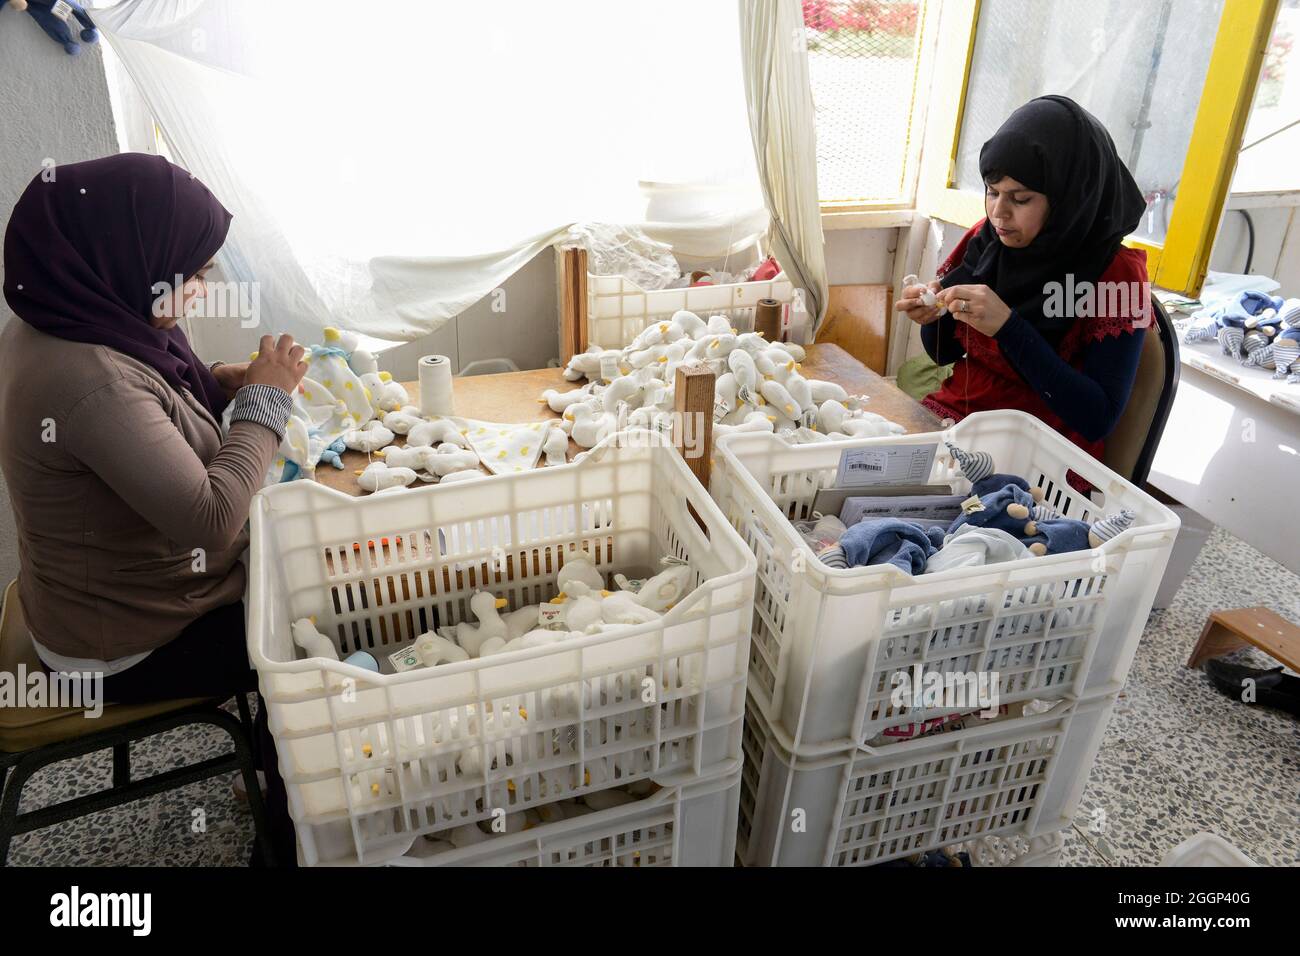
xmin=1204 ymin=659 xmax=1300 ymax=719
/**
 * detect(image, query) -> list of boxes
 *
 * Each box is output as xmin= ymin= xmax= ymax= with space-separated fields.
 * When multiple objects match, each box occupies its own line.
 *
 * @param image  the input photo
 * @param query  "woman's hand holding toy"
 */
xmin=936 ymin=284 xmax=1012 ymax=336
xmin=895 ymin=275 xmax=944 ymax=326
xmin=247 ymin=333 xmax=309 ymax=394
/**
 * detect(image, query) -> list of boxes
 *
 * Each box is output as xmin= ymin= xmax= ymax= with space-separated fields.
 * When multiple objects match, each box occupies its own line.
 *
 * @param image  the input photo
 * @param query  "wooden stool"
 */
xmin=0 ymin=580 xmax=273 ymax=865
xmin=1186 ymin=606 xmax=1300 ymax=672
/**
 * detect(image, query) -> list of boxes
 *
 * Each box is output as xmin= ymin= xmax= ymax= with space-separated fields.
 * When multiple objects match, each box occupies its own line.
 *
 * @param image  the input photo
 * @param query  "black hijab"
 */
xmin=940 ymin=95 xmax=1147 ymax=346
xmin=4 ymin=153 xmax=233 ymax=417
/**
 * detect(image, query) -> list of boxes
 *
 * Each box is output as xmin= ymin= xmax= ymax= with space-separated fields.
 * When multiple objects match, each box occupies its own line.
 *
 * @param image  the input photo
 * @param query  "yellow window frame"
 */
xmin=921 ymin=0 xmax=1279 ymax=296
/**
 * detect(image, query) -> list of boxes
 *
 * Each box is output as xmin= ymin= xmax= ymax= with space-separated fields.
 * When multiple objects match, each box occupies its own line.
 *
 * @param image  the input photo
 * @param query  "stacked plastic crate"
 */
xmin=247 ymin=436 xmax=757 ymax=866
xmin=712 ymin=411 xmax=1179 ymax=866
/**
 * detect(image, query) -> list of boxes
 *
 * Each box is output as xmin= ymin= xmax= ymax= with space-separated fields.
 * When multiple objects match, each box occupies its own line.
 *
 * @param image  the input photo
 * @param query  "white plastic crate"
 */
xmin=737 ymin=690 xmax=1114 ymax=867
xmin=390 ymin=765 xmax=741 ymax=867
xmin=712 ymin=410 xmax=1180 ymax=755
xmin=965 ymin=830 xmax=1065 ymax=866
xmin=586 ymin=271 xmax=795 ymax=349
xmin=247 ymin=434 xmax=756 ymax=866
xmin=1160 ymin=832 xmax=1259 ymax=867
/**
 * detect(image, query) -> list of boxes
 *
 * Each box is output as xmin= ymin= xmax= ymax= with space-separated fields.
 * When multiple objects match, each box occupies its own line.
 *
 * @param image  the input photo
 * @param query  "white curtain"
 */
xmin=94 ymin=0 xmax=767 ymax=344
xmin=738 ymin=0 xmax=829 ymax=329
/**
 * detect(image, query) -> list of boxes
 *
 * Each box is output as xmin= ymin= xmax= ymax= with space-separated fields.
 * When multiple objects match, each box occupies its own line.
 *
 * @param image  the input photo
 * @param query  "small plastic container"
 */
xmin=247 ymin=433 xmax=757 ymax=865
xmin=711 ymin=410 xmax=1180 ymax=756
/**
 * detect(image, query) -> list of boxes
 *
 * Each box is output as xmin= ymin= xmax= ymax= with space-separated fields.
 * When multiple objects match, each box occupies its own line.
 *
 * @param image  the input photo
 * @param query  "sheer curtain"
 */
xmin=94 ymin=0 xmax=768 ymax=344
xmin=739 ymin=0 xmax=829 ymax=329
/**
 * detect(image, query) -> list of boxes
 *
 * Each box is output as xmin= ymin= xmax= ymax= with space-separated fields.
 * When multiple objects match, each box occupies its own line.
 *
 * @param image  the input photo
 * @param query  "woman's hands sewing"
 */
xmin=212 ymin=361 xmax=250 ymax=399
xmin=894 ymin=279 xmax=944 ymax=326
xmin=246 ymin=334 xmax=309 ymax=395
xmin=936 ymin=284 xmax=1012 ymax=336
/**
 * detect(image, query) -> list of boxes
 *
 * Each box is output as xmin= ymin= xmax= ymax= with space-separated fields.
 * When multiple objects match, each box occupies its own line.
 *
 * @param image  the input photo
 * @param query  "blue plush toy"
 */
xmin=945 ymin=478 xmax=1136 ymax=556
xmin=840 ymin=518 xmax=947 ymax=574
xmin=1272 ymin=327 xmax=1300 ymax=382
xmin=1182 ymin=290 xmax=1288 ymax=358
xmin=1023 ymin=509 xmax=1137 ymax=556
xmin=5 ymin=0 xmax=98 ymax=56
xmin=318 ymin=437 xmax=348 ymax=470
xmin=946 ymin=482 xmax=1052 ymax=548
xmin=946 ymin=442 xmax=1050 ymax=503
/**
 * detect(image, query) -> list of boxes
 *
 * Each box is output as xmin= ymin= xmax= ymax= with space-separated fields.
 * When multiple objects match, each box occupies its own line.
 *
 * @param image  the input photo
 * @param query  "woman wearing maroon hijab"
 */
xmin=0 ymin=153 xmax=304 ymax=864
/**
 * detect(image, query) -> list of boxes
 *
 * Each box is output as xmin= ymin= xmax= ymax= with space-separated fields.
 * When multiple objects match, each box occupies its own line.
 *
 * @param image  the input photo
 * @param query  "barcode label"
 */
xmin=836 ymin=443 xmax=937 ymax=487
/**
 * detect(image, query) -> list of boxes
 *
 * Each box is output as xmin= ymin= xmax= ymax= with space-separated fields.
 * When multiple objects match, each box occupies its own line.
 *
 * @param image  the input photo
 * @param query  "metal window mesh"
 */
xmin=803 ymin=0 xmax=924 ymax=204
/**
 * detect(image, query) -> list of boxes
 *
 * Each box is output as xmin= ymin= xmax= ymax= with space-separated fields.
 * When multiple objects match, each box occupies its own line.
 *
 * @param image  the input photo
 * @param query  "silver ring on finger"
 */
xmin=958 ymin=299 xmax=969 ymax=313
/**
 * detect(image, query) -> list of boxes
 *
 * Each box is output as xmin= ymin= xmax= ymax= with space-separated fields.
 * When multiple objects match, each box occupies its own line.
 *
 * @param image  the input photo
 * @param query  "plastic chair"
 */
xmin=1102 ymin=296 xmax=1180 ymax=486
xmin=0 ymin=580 xmax=272 ymax=865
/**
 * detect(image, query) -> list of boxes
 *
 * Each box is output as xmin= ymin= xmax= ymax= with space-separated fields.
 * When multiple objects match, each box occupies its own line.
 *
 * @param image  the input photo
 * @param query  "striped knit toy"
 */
xmin=1183 ymin=316 xmax=1220 ymax=344
xmin=945 ymin=442 xmax=1052 ymax=512
xmin=1242 ymin=330 xmax=1276 ymax=370
xmin=1272 ymin=304 xmax=1300 ymax=382
xmin=1024 ymin=508 xmax=1137 ymax=556
xmin=1272 ymin=329 xmax=1300 ymax=382
xmin=1185 ymin=292 xmax=1292 ymax=354
xmin=1218 ymin=323 xmax=1246 ymax=358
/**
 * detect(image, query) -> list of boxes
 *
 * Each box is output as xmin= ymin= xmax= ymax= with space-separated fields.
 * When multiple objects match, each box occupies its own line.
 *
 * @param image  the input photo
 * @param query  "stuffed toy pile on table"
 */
xmin=546 ymin=309 xmax=907 ymax=448
xmin=1183 ymin=291 xmax=1300 ymax=383
xmin=231 ymin=327 xmax=554 ymax=491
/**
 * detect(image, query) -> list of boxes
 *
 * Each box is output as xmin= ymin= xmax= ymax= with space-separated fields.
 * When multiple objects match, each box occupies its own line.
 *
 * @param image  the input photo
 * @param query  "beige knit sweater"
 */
xmin=0 ymin=320 xmax=281 ymax=660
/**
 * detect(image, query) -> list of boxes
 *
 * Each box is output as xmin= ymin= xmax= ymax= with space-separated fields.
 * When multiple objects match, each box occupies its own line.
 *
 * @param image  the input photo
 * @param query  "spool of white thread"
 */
xmin=418 ymin=355 xmax=454 ymax=417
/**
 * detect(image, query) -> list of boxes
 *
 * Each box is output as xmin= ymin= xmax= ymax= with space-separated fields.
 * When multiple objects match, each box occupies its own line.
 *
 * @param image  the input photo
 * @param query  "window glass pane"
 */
xmin=1233 ymin=0 xmax=1300 ymax=193
xmin=804 ymin=0 xmax=925 ymax=203
xmin=954 ymin=0 xmax=1225 ymax=244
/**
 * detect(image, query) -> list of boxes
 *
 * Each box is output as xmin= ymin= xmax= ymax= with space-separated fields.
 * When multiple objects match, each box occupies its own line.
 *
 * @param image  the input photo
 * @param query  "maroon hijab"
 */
xmin=3 ymin=153 xmax=233 ymax=417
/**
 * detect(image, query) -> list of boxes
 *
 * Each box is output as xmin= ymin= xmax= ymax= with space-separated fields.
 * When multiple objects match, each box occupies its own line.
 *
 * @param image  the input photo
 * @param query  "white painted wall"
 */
xmin=1209 ymin=201 xmax=1300 ymax=287
xmin=0 ymin=28 xmax=119 ymax=593
xmin=824 ymin=228 xmax=898 ymax=285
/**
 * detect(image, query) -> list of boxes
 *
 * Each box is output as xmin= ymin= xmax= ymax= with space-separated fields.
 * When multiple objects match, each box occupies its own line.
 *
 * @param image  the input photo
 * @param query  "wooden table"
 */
xmin=314 ymin=342 xmax=940 ymax=496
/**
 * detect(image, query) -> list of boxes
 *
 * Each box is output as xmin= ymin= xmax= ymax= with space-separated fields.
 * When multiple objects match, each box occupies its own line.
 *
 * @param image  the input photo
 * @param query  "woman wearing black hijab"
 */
xmin=0 ymin=153 xmax=304 ymax=864
xmin=894 ymin=95 xmax=1150 ymax=459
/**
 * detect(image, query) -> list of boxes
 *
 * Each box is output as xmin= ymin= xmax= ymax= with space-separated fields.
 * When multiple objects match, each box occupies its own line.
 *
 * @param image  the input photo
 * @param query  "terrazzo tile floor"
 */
xmin=5 ymin=527 xmax=1297 ymax=867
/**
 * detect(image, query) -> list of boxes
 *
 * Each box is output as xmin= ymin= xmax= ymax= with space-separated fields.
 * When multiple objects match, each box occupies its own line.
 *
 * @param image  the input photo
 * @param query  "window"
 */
xmin=1232 ymin=0 xmax=1300 ymax=194
xmin=923 ymin=0 xmax=1280 ymax=296
xmin=803 ymin=0 xmax=929 ymax=207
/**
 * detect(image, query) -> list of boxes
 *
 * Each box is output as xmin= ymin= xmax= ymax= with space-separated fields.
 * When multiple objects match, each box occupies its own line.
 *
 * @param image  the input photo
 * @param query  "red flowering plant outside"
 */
xmin=802 ymin=0 xmax=920 ymax=55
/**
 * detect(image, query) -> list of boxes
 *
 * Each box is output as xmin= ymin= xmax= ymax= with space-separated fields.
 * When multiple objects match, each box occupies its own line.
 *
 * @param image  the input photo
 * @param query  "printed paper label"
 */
xmin=388 ymin=646 xmax=423 ymax=672
xmin=836 ymin=443 xmax=938 ymax=487
xmin=538 ymin=603 xmax=566 ymax=628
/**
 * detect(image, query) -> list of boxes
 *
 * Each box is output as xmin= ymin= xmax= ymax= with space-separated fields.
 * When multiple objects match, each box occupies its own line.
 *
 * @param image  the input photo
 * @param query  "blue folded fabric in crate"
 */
xmin=841 ymin=518 xmax=946 ymax=574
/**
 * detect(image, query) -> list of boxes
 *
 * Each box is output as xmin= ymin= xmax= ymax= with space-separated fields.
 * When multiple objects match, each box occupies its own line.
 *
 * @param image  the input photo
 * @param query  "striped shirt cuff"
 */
xmin=229 ymin=383 xmax=293 ymax=440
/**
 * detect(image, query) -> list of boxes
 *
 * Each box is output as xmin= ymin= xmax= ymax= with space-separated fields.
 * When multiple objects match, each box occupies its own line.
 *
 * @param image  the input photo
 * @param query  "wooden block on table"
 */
xmin=672 ymin=362 xmax=715 ymax=488
xmin=815 ymin=284 xmax=891 ymax=374
xmin=559 ymin=246 xmax=588 ymax=365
